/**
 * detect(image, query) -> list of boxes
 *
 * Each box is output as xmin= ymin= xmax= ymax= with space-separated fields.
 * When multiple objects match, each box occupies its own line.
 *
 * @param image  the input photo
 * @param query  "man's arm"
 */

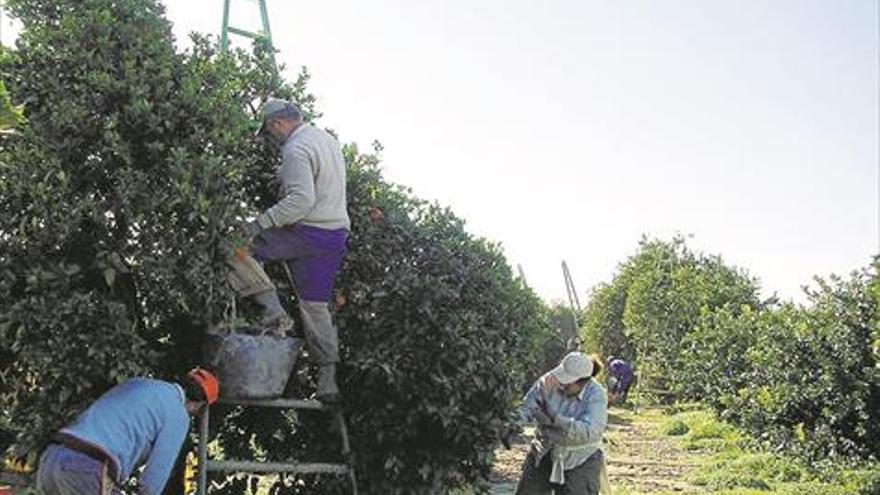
xmin=138 ymin=415 xmax=189 ymax=495
xmin=258 ymin=144 xmax=316 ymax=228
xmin=515 ymin=380 xmax=541 ymax=423
xmin=514 ymin=376 xmax=557 ymax=426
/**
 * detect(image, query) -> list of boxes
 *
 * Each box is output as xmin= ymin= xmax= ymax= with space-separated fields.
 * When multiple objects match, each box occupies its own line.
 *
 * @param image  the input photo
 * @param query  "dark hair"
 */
xmin=590 ymin=355 xmax=604 ymax=378
xmin=181 ymin=375 xmax=207 ymax=403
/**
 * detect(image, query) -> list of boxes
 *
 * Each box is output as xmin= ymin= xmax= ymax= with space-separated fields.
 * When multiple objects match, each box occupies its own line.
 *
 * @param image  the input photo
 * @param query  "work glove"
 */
xmin=539 ymin=424 xmax=566 ymax=448
xmin=534 ymin=398 xmax=557 ymax=426
xmin=241 ymin=220 xmax=263 ymax=239
xmin=533 ymin=407 xmax=554 ymax=426
xmin=234 ymin=220 xmax=263 ymax=248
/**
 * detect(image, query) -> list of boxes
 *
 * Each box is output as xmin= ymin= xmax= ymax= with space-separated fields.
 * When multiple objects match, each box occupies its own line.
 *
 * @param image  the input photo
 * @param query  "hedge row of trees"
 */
xmin=582 ymin=237 xmax=880 ymax=461
xmin=0 ymin=1 xmax=552 ymax=493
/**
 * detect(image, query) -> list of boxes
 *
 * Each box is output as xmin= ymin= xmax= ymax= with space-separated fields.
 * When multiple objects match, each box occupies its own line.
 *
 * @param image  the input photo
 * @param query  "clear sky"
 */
xmin=137 ymin=0 xmax=880 ymax=304
xmin=7 ymin=1 xmax=880 ymax=304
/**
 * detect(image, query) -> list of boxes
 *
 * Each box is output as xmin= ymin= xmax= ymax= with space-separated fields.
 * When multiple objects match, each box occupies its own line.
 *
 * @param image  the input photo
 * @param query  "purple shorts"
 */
xmin=251 ymin=224 xmax=348 ymax=302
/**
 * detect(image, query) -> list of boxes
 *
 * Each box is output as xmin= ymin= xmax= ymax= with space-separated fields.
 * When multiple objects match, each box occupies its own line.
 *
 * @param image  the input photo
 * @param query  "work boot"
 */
xmin=254 ymin=290 xmax=291 ymax=336
xmin=262 ymin=312 xmax=294 ymax=337
xmin=315 ymin=364 xmax=341 ymax=405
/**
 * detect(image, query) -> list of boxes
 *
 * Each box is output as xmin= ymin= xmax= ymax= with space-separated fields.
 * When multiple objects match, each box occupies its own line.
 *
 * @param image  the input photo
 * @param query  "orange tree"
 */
xmin=580 ymin=236 xmax=761 ymax=396
xmin=708 ymin=262 xmax=880 ymax=461
xmin=0 ymin=1 xmax=548 ymax=493
xmin=581 ymin=235 xmax=879 ymax=461
xmin=0 ymin=79 xmax=24 ymax=131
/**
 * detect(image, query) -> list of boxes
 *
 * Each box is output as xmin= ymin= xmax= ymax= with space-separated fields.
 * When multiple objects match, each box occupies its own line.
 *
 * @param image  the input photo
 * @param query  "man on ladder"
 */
xmin=226 ymin=98 xmax=350 ymax=405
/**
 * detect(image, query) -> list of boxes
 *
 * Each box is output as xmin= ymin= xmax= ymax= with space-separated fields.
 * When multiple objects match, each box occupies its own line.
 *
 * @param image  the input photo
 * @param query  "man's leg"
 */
xmin=252 ymin=225 xmax=348 ymax=402
xmin=619 ymin=382 xmax=630 ymax=403
xmin=226 ymin=253 xmax=291 ymax=333
xmin=290 ymin=248 xmax=345 ymax=403
xmin=299 ymin=299 xmax=340 ymax=401
xmin=559 ymin=450 xmax=603 ymax=495
xmin=515 ymin=449 xmax=553 ymax=495
xmin=621 ymin=375 xmax=636 ymax=402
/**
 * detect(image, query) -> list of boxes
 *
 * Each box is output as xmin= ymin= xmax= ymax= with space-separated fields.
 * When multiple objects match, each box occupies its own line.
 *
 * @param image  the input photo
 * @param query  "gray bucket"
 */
xmin=204 ymin=328 xmax=300 ymax=399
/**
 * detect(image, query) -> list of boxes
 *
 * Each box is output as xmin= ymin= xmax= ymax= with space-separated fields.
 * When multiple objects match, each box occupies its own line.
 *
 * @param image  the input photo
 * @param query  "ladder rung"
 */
xmin=227 ymin=26 xmax=264 ymax=39
xmin=206 ymin=460 xmax=350 ymax=475
xmin=219 ymin=398 xmax=326 ymax=410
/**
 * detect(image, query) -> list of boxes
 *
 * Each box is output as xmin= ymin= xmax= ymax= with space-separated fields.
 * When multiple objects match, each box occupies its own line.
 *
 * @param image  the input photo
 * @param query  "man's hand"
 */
xmin=540 ymin=425 xmax=566 ymax=447
xmin=238 ymin=220 xmax=263 ymax=244
xmin=544 ymin=374 xmax=560 ymax=391
xmin=533 ymin=407 xmax=554 ymax=426
xmin=534 ymin=397 xmax=556 ymax=426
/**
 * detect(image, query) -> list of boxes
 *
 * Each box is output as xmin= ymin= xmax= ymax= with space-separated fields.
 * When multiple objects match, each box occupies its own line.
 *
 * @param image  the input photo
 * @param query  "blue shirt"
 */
xmin=60 ymin=378 xmax=190 ymax=495
xmin=518 ymin=373 xmax=608 ymax=483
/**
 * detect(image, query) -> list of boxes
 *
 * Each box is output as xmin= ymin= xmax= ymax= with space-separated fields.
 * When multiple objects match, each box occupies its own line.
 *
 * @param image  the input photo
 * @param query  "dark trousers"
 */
xmin=36 ymin=444 xmax=121 ymax=495
xmin=251 ymin=224 xmax=347 ymax=303
xmin=515 ymin=448 xmax=603 ymax=495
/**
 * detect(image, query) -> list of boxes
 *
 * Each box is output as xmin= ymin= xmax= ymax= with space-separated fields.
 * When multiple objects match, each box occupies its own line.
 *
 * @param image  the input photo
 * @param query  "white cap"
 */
xmin=551 ymin=352 xmax=593 ymax=385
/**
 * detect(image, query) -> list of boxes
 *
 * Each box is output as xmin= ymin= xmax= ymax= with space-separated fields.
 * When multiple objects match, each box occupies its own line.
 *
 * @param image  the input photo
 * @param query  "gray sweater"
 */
xmin=257 ymin=124 xmax=351 ymax=231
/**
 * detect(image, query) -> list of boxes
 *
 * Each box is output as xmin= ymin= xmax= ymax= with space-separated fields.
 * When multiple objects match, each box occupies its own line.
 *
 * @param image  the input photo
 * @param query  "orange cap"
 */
xmin=187 ymin=368 xmax=219 ymax=405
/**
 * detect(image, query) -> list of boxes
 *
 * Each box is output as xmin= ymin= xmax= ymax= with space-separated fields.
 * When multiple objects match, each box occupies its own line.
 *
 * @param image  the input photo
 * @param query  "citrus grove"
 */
xmin=1 ymin=1 xmax=877 ymax=494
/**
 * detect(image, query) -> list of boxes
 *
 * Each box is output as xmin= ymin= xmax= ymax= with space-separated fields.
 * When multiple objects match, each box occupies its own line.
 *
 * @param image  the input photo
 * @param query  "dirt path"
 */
xmin=488 ymin=406 xmax=702 ymax=494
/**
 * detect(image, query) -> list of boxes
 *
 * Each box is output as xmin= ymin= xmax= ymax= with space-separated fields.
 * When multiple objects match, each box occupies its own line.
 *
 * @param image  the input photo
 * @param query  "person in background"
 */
xmin=515 ymin=352 xmax=609 ymax=495
xmin=36 ymin=369 xmax=219 ymax=495
xmin=607 ymin=357 xmax=636 ymax=404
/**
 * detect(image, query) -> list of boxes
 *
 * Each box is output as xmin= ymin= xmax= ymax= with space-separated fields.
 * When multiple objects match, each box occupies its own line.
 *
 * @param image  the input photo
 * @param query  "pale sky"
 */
xmin=6 ymin=1 xmax=880 ymax=304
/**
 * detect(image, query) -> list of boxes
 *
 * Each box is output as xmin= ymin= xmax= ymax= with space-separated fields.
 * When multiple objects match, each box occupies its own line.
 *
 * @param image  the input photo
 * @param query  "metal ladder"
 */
xmin=220 ymin=0 xmax=274 ymax=52
xmin=196 ymin=398 xmax=358 ymax=495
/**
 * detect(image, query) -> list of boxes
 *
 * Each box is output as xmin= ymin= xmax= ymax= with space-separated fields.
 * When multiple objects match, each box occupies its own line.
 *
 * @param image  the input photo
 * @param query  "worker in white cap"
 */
xmin=514 ymin=351 xmax=609 ymax=494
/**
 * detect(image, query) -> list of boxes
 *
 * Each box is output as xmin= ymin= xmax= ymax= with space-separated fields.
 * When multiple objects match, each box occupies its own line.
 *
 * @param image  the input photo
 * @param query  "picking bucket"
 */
xmin=204 ymin=328 xmax=300 ymax=399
